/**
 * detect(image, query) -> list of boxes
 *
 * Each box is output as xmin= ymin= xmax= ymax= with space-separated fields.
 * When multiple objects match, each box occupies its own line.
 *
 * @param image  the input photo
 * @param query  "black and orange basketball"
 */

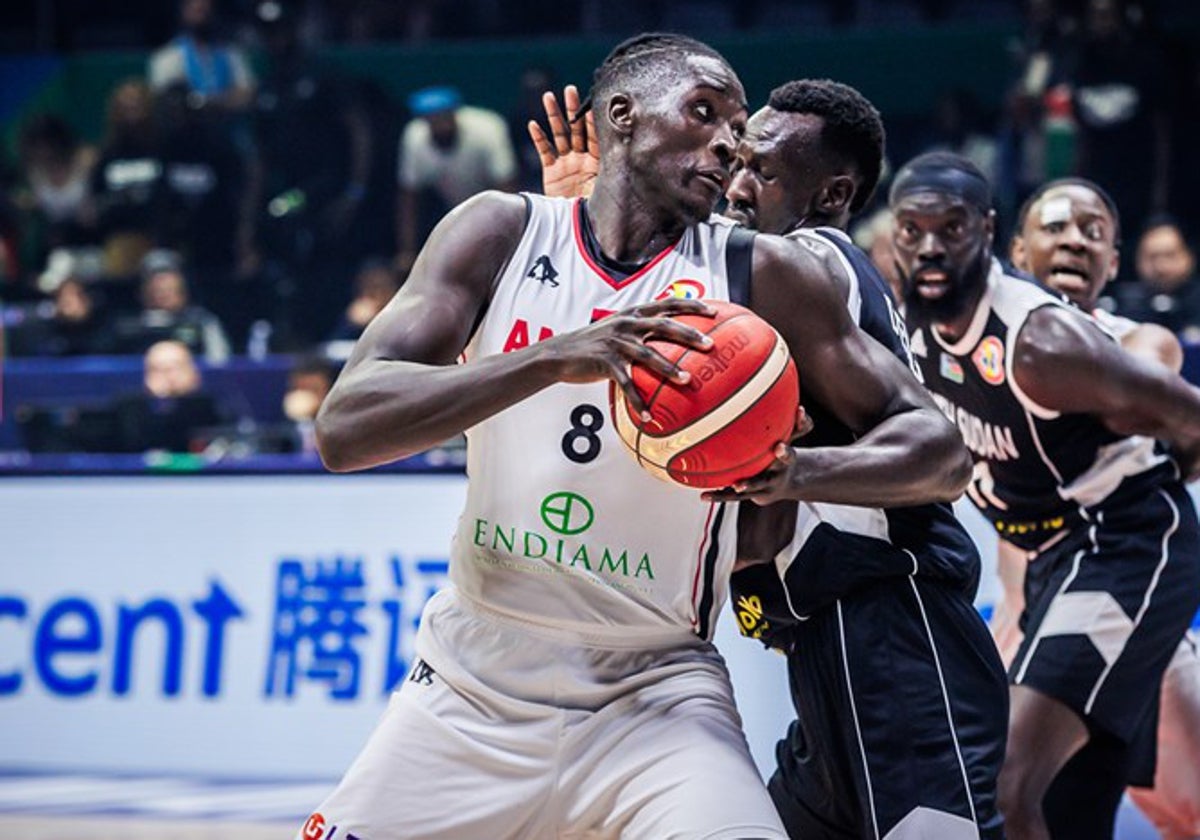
xmin=610 ymin=300 xmax=800 ymax=489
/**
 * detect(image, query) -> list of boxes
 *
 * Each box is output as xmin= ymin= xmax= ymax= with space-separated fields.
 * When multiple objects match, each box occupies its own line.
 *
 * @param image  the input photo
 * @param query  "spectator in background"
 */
xmin=250 ymin=0 xmax=377 ymax=346
xmin=1067 ymin=0 xmax=1169 ymax=251
xmin=15 ymin=114 xmax=97 ymax=264
xmin=113 ymin=249 xmax=231 ymax=362
xmin=110 ymin=339 xmax=226 ymax=453
xmin=995 ymin=0 xmax=1081 ymax=217
xmin=919 ymin=88 xmax=999 ymax=187
xmin=1112 ymin=216 xmax=1200 ymax=343
xmin=1162 ymin=26 xmax=1200 ymax=237
xmin=509 ymin=66 xmax=559 ymax=192
xmin=850 ymin=207 xmax=904 ymax=304
xmin=156 ymin=80 xmax=256 ymax=347
xmin=326 ymin=258 xmax=400 ymax=343
xmin=281 ymin=354 xmax=335 ymax=454
xmin=148 ymin=0 xmax=256 ymax=117
xmin=395 ymin=85 xmax=516 ymax=272
xmin=86 ymin=80 xmax=162 ymax=278
xmin=5 ymin=273 xmax=114 ymax=357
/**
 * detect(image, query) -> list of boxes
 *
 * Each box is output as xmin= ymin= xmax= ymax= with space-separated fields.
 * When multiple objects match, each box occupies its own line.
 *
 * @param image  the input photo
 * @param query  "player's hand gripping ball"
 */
xmin=610 ymin=300 xmax=800 ymax=489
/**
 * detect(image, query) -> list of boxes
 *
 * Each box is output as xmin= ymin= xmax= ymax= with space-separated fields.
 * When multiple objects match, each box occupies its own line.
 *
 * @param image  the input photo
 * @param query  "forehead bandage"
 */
xmin=1039 ymin=196 xmax=1072 ymax=226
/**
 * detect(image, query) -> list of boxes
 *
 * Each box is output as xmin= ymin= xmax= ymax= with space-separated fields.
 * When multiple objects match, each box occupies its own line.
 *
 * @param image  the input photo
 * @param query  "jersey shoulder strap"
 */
xmin=725 ymin=225 xmax=756 ymax=307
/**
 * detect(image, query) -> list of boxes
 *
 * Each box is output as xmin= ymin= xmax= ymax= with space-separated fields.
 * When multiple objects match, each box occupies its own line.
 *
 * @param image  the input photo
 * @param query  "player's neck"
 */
xmin=793 ymin=209 xmax=848 ymax=234
xmin=585 ymin=184 xmax=687 ymax=265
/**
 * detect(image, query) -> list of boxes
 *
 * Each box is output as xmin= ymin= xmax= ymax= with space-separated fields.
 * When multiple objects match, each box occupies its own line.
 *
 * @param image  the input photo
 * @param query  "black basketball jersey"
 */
xmin=731 ymin=227 xmax=980 ymax=649
xmin=911 ymin=260 xmax=1171 ymax=551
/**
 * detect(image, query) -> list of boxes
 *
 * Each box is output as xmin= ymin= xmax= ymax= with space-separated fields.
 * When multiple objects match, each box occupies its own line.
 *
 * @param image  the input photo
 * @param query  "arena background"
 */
xmin=3 ymin=1 xmax=1200 ymax=837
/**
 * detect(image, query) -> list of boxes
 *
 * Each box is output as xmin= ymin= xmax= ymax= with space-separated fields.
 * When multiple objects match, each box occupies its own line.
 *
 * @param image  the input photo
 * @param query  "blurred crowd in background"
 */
xmin=1 ymin=0 xmax=1199 ymax=460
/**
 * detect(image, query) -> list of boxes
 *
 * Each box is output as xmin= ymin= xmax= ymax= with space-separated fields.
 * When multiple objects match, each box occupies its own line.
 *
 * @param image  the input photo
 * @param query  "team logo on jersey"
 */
xmin=472 ymin=491 xmax=655 ymax=581
xmin=939 ymin=353 xmax=964 ymax=384
xmin=408 ymin=658 xmax=436 ymax=686
xmin=972 ymin=336 xmax=1005 ymax=385
xmin=527 ymin=255 xmax=559 ymax=287
xmin=302 ymin=813 xmax=327 ymax=839
xmin=655 ymin=279 xmax=706 ymax=300
xmin=734 ymin=593 xmax=771 ymax=642
xmin=540 ymin=491 xmax=594 ymax=535
xmin=301 ymin=813 xmax=366 ymax=840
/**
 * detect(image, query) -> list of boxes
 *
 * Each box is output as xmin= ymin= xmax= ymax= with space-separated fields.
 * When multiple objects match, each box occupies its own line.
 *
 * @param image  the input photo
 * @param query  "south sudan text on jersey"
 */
xmin=932 ymin=392 xmax=1019 ymax=461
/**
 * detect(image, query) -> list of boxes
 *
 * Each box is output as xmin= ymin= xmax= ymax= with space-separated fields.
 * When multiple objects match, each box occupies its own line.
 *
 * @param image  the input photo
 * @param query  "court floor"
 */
xmin=0 ymin=816 xmax=294 ymax=839
xmin=0 ymin=771 xmax=1169 ymax=839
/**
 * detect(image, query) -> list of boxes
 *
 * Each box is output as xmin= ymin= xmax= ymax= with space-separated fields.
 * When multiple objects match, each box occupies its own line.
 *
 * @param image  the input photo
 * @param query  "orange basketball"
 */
xmin=610 ymin=300 xmax=800 ymax=489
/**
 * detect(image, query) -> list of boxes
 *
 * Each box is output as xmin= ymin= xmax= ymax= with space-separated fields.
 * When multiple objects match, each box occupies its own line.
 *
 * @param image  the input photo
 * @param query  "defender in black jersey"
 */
xmin=891 ymin=151 xmax=1200 ymax=840
xmin=713 ymin=81 xmax=1008 ymax=840
xmin=532 ymin=81 xmax=1006 ymax=839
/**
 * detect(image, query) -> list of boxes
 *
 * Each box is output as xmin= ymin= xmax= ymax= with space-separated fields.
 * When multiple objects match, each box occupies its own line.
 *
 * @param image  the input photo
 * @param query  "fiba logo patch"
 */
xmin=655 ymin=279 xmax=706 ymax=300
xmin=972 ymin=336 xmax=1005 ymax=385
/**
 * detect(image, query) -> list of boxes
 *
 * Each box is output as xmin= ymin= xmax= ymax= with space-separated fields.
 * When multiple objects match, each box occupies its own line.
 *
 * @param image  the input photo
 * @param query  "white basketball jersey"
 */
xmin=450 ymin=194 xmax=741 ymax=644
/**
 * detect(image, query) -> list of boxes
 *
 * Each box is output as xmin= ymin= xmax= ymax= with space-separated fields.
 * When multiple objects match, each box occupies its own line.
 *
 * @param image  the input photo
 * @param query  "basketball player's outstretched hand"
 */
xmin=549 ymin=298 xmax=715 ymax=419
xmin=529 ymin=84 xmax=599 ymax=199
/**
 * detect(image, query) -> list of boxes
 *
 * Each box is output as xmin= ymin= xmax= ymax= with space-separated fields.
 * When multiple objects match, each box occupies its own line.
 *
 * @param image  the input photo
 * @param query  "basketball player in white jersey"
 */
xmin=300 ymin=34 xmax=972 ymax=840
xmin=1007 ymin=178 xmax=1200 ymax=840
xmin=534 ymin=79 xmax=1008 ymax=838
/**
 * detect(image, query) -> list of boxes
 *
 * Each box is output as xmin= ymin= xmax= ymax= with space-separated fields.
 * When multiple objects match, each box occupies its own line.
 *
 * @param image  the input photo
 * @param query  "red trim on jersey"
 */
xmin=690 ymin=502 xmax=717 ymax=630
xmin=572 ymin=198 xmax=681 ymax=290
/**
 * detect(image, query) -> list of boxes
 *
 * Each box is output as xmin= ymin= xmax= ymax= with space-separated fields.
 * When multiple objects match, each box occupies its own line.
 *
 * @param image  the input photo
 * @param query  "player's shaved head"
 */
xmin=582 ymin=32 xmax=734 ymax=123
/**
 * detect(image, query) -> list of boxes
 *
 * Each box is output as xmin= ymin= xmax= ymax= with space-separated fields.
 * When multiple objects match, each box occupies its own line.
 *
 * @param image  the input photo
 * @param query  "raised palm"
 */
xmin=527 ymin=84 xmax=599 ymax=199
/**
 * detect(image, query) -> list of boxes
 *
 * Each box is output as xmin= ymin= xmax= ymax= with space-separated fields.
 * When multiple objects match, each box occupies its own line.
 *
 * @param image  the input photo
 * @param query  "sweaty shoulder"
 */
xmin=1016 ymin=303 xmax=1104 ymax=364
xmin=433 ymin=191 xmax=528 ymax=264
xmin=1011 ymin=302 xmax=1116 ymax=411
xmin=750 ymin=232 xmax=829 ymax=296
xmin=785 ymin=229 xmax=854 ymax=301
xmin=446 ymin=190 xmax=528 ymax=238
xmin=748 ymin=232 xmax=858 ymax=349
xmin=405 ymin=190 xmax=529 ymax=305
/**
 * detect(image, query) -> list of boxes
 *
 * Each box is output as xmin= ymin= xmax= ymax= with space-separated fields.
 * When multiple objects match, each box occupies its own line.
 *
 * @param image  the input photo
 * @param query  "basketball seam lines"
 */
xmin=621 ymin=330 xmax=792 ymax=474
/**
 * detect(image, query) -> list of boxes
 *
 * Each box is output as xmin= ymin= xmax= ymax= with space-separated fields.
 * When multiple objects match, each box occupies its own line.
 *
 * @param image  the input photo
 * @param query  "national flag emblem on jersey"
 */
xmin=939 ymin=353 xmax=964 ymax=384
xmin=972 ymin=336 xmax=1005 ymax=385
xmin=655 ymin=279 xmax=706 ymax=300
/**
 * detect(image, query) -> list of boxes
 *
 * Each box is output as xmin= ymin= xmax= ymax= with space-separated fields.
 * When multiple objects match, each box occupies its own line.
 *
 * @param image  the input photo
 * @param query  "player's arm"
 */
xmin=317 ymin=191 xmax=715 ymax=472
xmin=706 ymin=235 xmax=972 ymax=507
xmin=1121 ymin=321 xmax=1184 ymax=373
xmin=1014 ymin=306 xmax=1200 ymax=476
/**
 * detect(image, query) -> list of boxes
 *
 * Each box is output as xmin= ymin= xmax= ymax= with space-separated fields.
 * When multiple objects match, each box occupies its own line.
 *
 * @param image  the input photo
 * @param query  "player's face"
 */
xmin=1011 ymin=185 xmax=1118 ymax=310
xmin=725 ymin=108 xmax=824 ymax=235
xmin=892 ymin=191 xmax=994 ymax=322
xmin=629 ymin=56 xmax=748 ymax=224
